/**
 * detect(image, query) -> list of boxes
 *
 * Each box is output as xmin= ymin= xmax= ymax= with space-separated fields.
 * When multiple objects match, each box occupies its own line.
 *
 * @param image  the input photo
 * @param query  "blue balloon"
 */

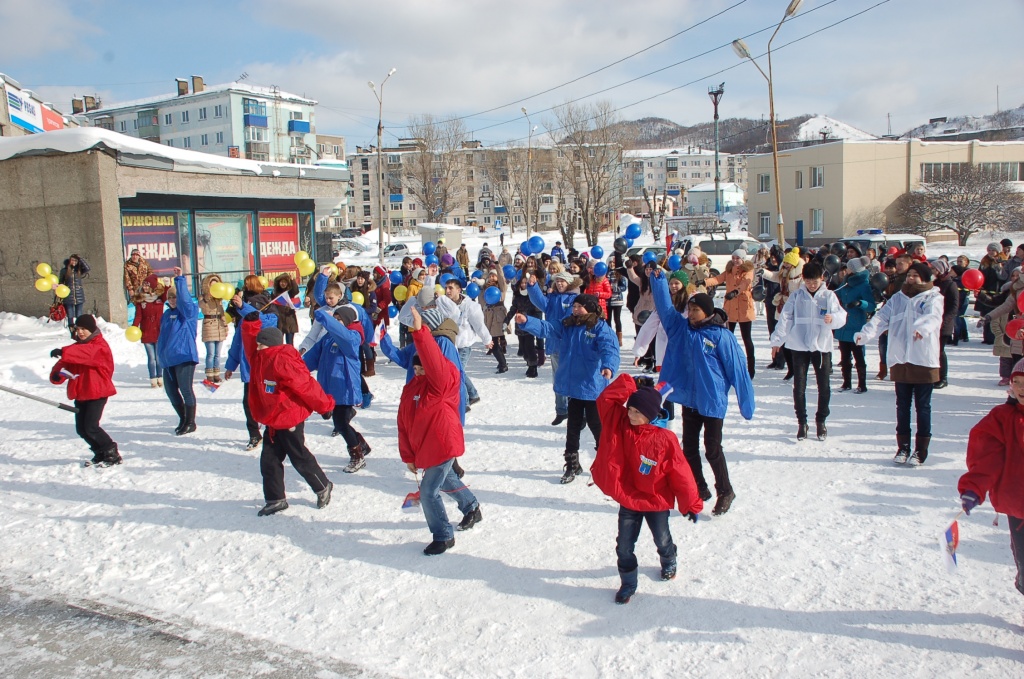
xmin=439 ymin=273 xmax=453 ymax=285
xmin=667 ymin=255 xmax=682 ymax=271
xmin=593 ymin=262 xmax=608 ymax=277
xmin=625 ymin=223 xmax=642 ymax=240
xmin=423 ymin=241 xmax=437 ymax=256
xmin=388 ymin=305 xmax=399 ymax=318
xmin=471 ymin=269 xmax=485 ymax=279
xmin=624 ymin=238 xmax=634 ymax=248
xmin=590 ymin=245 xmax=604 ymax=260
xmin=483 ymin=286 xmax=501 ymax=305
xmin=643 ymin=251 xmax=657 ymax=265
xmin=389 ymin=270 xmax=403 ymax=285
xmin=466 ymin=282 xmax=481 ymax=300
xmin=502 ymin=264 xmax=517 ymax=280
xmin=528 ymin=235 xmax=545 ymax=255
xmin=425 ymin=255 xmax=439 ymax=266
xmin=519 ymin=241 xmax=531 ymax=256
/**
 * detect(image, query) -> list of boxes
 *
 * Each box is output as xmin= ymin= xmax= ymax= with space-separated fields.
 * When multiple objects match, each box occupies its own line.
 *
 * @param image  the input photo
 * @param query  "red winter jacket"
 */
xmin=397 ymin=325 xmax=464 ymax=469
xmin=959 ymin=401 xmax=1024 ymax=519
xmin=590 ymin=374 xmax=703 ymax=514
xmin=241 ymin=318 xmax=334 ymax=430
xmin=132 ymin=292 xmax=167 ymax=344
xmin=375 ymin=276 xmax=392 ymax=329
xmin=50 ymin=332 xmax=117 ymax=401
xmin=586 ymin=277 xmax=612 ymax=317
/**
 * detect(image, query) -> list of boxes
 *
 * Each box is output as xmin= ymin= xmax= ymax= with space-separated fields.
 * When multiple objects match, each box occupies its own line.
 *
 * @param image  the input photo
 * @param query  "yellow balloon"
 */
xmin=216 ymin=282 xmax=234 ymax=299
xmin=125 ymin=326 xmax=142 ymax=342
xmin=257 ymin=276 xmax=269 ymax=289
xmin=36 ymin=263 xmax=52 ymax=277
xmin=35 ymin=278 xmax=53 ymax=292
xmin=46 ymin=273 xmax=59 ymax=286
xmin=435 ymin=284 xmax=444 ymax=294
xmin=351 ymin=291 xmax=364 ymax=306
xmin=223 ymin=311 xmax=233 ymax=324
xmin=54 ymin=284 xmax=71 ymax=299
xmin=294 ymin=251 xmax=310 ymax=265
xmin=393 ymin=284 xmax=408 ymax=302
xmin=328 ymin=263 xmax=339 ymax=277
xmin=298 ymin=258 xmax=317 ymax=277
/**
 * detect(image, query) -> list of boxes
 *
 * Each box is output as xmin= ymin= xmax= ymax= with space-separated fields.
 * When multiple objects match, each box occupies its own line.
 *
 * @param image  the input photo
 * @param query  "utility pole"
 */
xmin=522 ymin=108 xmax=536 ymax=239
xmin=708 ymin=83 xmax=725 ymax=222
xmin=369 ymin=68 xmax=397 ymax=266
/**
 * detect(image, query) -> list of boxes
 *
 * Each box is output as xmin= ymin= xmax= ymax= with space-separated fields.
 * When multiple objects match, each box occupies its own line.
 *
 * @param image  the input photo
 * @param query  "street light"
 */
xmin=733 ymin=0 xmax=802 ymax=246
xmin=369 ymin=67 xmax=397 ymax=265
xmin=521 ymin=107 xmax=537 ymax=239
xmin=708 ymin=83 xmax=725 ymax=223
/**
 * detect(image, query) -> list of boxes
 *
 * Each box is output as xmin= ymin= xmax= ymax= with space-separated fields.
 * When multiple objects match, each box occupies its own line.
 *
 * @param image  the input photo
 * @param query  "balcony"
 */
xmin=287 ymin=119 xmax=310 ymax=135
xmin=245 ymin=142 xmax=270 ymax=160
xmin=243 ymin=114 xmax=268 ymax=128
xmin=290 ymin=146 xmax=311 ymax=158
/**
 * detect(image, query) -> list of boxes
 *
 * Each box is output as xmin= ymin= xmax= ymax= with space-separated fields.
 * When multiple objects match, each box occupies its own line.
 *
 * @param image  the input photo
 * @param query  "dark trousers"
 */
xmin=954 ymin=294 xmax=970 ymax=342
xmin=74 ymin=397 xmax=114 ymax=452
xmin=983 ymin=318 xmax=995 ymax=345
xmin=260 ymin=423 xmax=330 ymax=502
xmin=519 ymin=333 xmax=538 ymax=367
xmin=681 ymin=407 xmax=731 ymax=495
xmin=1009 ymin=515 xmax=1024 ymax=596
xmin=615 ymin=506 xmax=676 ymax=574
xmin=878 ymin=333 xmax=888 ymax=370
xmin=242 ymin=382 xmax=260 ymax=438
xmin=728 ymin=321 xmax=755 ymax=377
xmin=766 ymin=302 xmax=778 ymax=336
xmin=331 ymin=404 xmax=360 ymax=448
xmin=566 ymin=397 xmax=601 ymax=455
xmin=838 ymin=340 xmax=866 ymax=389
xmin=939 ymin=335 xmax=951 ymax=381
xmin=608 ymin=305 xmax=623 ymax=333
xmin=163 ymin=362 xmax=196 ymax=408
xmin=791 ymin=350 xmax=831 ymax=423
xmin=490 ymin=336 xmax=507 ymax=370
xmin=635 ymin=323 xmax=656 ymax=367
xmin=894 ymin=382 xmax=933 ymax=438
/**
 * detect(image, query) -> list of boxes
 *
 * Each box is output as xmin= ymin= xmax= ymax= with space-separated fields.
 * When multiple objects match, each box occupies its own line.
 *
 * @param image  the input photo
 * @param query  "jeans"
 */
xmin=332 ymin=405 xmax=360 ymax=448
xmin=163 ymin=362 xmax=197 ymax=409
xmin=791 ymin=350 xmax=831 ymax=423
xmin=566 ymin=398 xmax=601 ymax=455
xmin=681 ymin=407 xmax=731 ymax=495
xmin=74 ymin=397 xmax=114 ymax=453
xmin=420 ymin=458 xmax=478 ymax=542
xmin=954 ymin=292 xmax=970 ymax=342
xmin=894 ymin=382 xmax=933 ymax=438
xmin=615 ymin=506 xmax=676 ymax=574
xmin=260 ymin=423 xmax=330 ymax=502
xmin=204 ymin=341 xmax=222 ymax=371
xmin=64 ymin=301 xmax=84 ymax=328
xmin=143 ymin=342 xmax=161 ymax=379
xmin=550 ymin=353 xmax=567 ymax=416
xmin=838 ymin=340 xmax=866 ymax=389
xmin=457 ymin=347 xmax=479 ymax=401
xmin=1010 ymin=515 xmax=1024 ymax=596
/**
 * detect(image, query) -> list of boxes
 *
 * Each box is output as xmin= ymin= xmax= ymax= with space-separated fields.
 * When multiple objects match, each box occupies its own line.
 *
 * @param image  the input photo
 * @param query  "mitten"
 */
xmin=847 ymin=300 xmax=861 ymax=309
xmin=686 ymin=512 xmax=698 ymax=523
xmin=243 ymin=311 xmax=260 ymax=322
xmin=633 ymin=376 xmax=655 ymax=389
xmin=50 ymin=348 xmax=62 ymax=358
xmin=724 ymin=290 xmax=739 ymax=301
xmin=961 ymin=491 xmax=980 ymax=515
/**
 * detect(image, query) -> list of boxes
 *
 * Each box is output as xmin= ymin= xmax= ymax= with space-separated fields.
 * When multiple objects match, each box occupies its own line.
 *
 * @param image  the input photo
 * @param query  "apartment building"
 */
xmin=623 ymin=148 xmax=745 ymax=208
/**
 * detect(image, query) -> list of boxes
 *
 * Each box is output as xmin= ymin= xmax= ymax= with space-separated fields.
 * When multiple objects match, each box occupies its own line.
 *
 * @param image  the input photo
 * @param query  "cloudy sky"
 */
xmin=2 ymin=0 xmax=1021 ymax=149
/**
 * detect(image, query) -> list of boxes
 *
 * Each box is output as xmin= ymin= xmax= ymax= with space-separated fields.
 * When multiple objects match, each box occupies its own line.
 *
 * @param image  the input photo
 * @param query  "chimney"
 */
xmin=83 ymin=95 xmax=97 ymax=111
xmin=72 ymin=98 xmax=84 ymax=114
xmin=191 ymin=75 xmax=204 ymax=93
xmin=176 ymin=78 xmax=188 ymax=96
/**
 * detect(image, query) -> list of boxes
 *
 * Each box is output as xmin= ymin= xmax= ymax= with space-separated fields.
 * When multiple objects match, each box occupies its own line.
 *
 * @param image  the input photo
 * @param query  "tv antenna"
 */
xmin=237 ymin=72 xmax=249 ymax=82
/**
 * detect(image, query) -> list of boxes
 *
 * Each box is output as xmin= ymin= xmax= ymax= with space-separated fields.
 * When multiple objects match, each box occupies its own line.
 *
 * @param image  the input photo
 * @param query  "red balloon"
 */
xmin=1006 ymin=318 xmax=1024 ymax=341
xmin=1017 ymin=292 xmax=1024 ymax=316
xmin=887 ymin=247 xmax=899 ymax=256
xmin=960 ymin=268 xmax=984 ymax=291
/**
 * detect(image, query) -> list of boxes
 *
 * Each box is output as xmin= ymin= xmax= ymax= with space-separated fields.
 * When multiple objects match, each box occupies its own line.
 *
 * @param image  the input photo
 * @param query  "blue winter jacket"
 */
xmin=650 ymin=272 xmax=755 ymax=420
xmin=225 ymin=303 xmax=279 ymax=383
xmin=156 ymin=276 xmax=199 ymax=368
xmin=518 ymin=315 xmax=619 ymax=400
xmin=527 ymin=284 xmax=578 ymax=356
xmin=380 ymin=330 xmax=468 ymax=424
xmin=303 ymin=309 xmax=362 ymax=407
xmin=833 ymin=270 xmax=877 ymax=343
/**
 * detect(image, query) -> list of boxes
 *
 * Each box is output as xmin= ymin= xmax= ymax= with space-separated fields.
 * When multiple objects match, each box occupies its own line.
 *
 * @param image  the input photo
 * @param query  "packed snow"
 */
xmin=0 ymin=228 xmax=1022 ymax=677
xmin=796 ymin=115 xmax=877 ymax=142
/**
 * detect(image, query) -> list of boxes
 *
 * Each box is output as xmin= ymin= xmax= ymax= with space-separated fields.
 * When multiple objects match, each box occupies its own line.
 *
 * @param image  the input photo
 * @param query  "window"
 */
xmin=541 ymin=196 xmax=553 ymax=204
xmin=409 ymin=219 xmax=417 ymax=226
xmin=164 ymin=113 xmax=172 ymax=125
xmin=513 ymin=198 xmax=522 ymax=208
xmin=290 ymin=111 xmax=303 ymax=120
xmin=361 ymin=158 xmax=369 ymax=170
xmin=242 ymin=98 xmax=266 ymax=116
xmin=215 ymin=131 xmax=224 ymax=144
xmin=199 ymin=107 xmax=207 ymax=121
xmin=758 ymin=212 xmax=771 ymax=237
xmin=795 ymin=170 xmax=803 ymax=189
xmin=119 ymin=120 xmax=127 ymax=132
xmin=453 ymin=217 xmax=461 ymax=225
xmin=540 ymin=214 xmax=552 ymax=223
xmin=214 ymin=105 xmax=223 ymax=118
xmin=810 ymin=208 xmax=824 ymax=234
xmin=484 ymin=216 xmax=491 ymax=224
xmin=692 ymin=160 xmax=700 ymax=166
xmin=362 ymin=174 xmax=369 ymax=186
xmin=333 ymin=145 xmax=341 ymax=155
xmin=467 ymin=169 xmax=474 ymax=181
xmin=810 ymin=166 xmax=824 ymax=188
xmin=705 ymin=160 xmax=711 ymax=166
xmin=481 ymin=183 xmax=491 ymax=194
xmin=691 ymin=172 xmax=700 ymax=179
xmin=588 ymin=148 xmax=596 ymax=157
xmin=408 ymin=203 xmax=416 ymax=211
xmin=705 ymin=172 xmax=711 ymax=178
xmin=757 ymin=173 xmax=771 ymax=193
xmin=647 ymin=173 xmax=654 ymax=180
xmin=979 ymin=162 xmax=1022 ymax=181
xmin=244 ymin=126 xmax=268 ymax=142
xmin=391 ymin=219 xmax=403 ymax=228
xmin=363 ymin=205 xmax=371 ymax=217
xmin=468 ymin=203 xmax=476 ymax=213
xmin=483 ymin=200 xmax=492 ymax=210
xmin=200 ymin=134 xmax=208 ymax=146
xmin=391 ymin=203 xmax=402 ymax=211
xmin=388 ymin=154 xmax=400 ymax=164
xmin=514 ymin=215 xmax=522 ymax=224
xmin=181 ymin=111 xmax=190 ymax=123
xmin=164 ymin=139 xmax=174 ymax=147
xmin=132 ymin=119 xmax=137 ymax=130
xmin=467 ymin=186 xmax=475 ymax=198
xmin=359 ymin=189 xmax=368 ymax=202
xmin=182 ymin=137 xmax=191 ymax=148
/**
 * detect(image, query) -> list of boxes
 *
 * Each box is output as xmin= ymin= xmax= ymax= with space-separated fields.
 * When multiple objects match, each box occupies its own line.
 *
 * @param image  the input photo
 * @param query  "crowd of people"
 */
xmin=42 ymin=234 xmax=1024 ymax=604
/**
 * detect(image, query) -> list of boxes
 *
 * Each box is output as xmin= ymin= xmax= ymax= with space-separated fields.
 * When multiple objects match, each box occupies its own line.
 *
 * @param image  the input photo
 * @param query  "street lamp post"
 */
xmin=369 ymin=67 xmax=397 ymax=266
xmin=708 ymin=83 xmax=725 ymax=223
xmin=732 ymin=0 xmax=802 ymax=246
xmin=521 ymin=107 xmax=536 ymax=239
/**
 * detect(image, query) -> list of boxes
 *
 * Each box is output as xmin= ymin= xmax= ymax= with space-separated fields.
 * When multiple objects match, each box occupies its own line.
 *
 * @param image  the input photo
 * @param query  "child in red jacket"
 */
xmin=959 ymin=359 xmax=1024 ymax=597
xmin=240 ymin=317 xmax=336 ymax=517
xmin=398 ymin=306 xmax=481 ymax=555
xmin=585 ymin=267 xmax=612 ymax=319
xmin=591 ymin=373 xmax=703 ymax=604
xmin=132 ymin=274 xmax=167 ymax=387
xmin=49 ymin=315 xmax=120 ymax=467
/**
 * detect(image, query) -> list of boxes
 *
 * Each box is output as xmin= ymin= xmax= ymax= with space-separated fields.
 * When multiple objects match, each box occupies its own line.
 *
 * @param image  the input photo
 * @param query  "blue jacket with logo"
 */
xmin=518 ymin=314 xmax=619 ymax=401
xmin=303 ymin=309 xmax=363 ymax=407
xmin=156 ymin=276 xmax=199 ymax=368
xmin=833 ymin=270 xmax=877 ymax=343
xmin=527 ymin=283 xmax=578 ymax=356
xmin=225 ymin=303 xmax=279 ymax=383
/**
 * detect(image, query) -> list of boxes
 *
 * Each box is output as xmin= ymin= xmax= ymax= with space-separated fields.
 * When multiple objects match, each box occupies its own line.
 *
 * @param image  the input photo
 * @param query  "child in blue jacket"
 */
xmin=157 ymin=268 xmax=199 ymax=436
xmin=834 ymin=256 xmax=877 ymax=393
xmin=528 ymin=271 xmax=581 ymax=425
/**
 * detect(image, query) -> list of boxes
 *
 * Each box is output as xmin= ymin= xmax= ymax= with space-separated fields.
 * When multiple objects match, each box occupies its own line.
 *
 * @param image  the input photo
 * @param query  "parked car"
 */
xmin=339 ymin=228 xmax=364 ymax=238
xmin=842 ymin=230 xmax=925 ymax=258
xmin=383 ymin=243 xmax=411 ymax=260
xmin=671 ymin=233 xmax=762 ymax=276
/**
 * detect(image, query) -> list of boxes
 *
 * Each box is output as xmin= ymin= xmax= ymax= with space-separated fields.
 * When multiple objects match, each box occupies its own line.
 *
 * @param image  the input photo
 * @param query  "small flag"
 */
xmin=59 ymin=368 xmax=79 ymax=380
xmin=401 ymin=490 xmax=421 ymax=510
xmin=939 ymin=519 xmax=960 ymax=573
xmin=272 ymin=292 xmax=302 ymax=310
xmin=201 ymin=378 xmax=220 ymax=393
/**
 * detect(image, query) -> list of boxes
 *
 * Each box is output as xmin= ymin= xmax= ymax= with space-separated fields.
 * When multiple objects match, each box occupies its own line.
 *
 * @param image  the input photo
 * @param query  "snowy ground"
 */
xmin=1 ymin=229 xmax=1022 ymax=677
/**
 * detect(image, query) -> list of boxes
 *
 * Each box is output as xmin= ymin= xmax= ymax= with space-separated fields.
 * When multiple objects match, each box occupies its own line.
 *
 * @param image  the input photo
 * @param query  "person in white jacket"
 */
xmin=445 ymin=277 xmax=492 ymax=406
xmin=770 ymin=260 xmax=847 ymax=441
xmin=855 ymin=262 xmax=943 ymax=465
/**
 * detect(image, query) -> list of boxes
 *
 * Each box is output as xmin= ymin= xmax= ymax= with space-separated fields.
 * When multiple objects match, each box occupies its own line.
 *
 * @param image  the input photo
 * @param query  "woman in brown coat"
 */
xmin=199 ymin=274 xmax=230 ymax=383
xmin=480 ymin=268 xmax=509 ymax=373
xmin=706 ymin=249 xmax=757 ymax=377
xmin=271 ymin=273 xmax=300 ymax=344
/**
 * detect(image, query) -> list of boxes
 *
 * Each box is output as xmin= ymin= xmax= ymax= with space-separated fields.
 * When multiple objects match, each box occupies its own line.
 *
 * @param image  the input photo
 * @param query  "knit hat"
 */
xmin=553 ymin=271 xmax=575 ymax=285
xmin=929 ymin=259 xmax=951 ymax=277
xmin=74 ymin=314 xmax=97 ymax=333
xmin=732 ymin=248 xmax=747 ymax=259
xmin=847 ymin=256 xmax=867 ymax=274
xmin=987 ymin=242 xmax=1001 ymax=253
xmin=411 ymin=267 xmax=425 ymax=281
xmin=688 ymin=292 xmax=715 ymax=318
xmin=669 ymin=270 xmax=690 ymax=287
xmin=783 ymin=248 xmax=801 ymax=267
xmin=144 ymin=274 xmax=158 ymax=287
xmin=416 ymin=285 xmax=437 ymax=308
xmin=626 ymin=387 xmax=663 ymax=423
xmin=420 ymin=307 xmax=446 ymax=331
xmin=256 ymin=326 xmax=284 ymax=347
xmin=1011 ymin=358 xmax=1024 ymax=380
xmin=440 ymin=254 xmax=455 ymax=266
xmin=334 ymin=306 xmax=358 ymax=326
xmin=574 ymin=293 xmax=601 ymax=315
xmin=908 ymin=262 xmax=933 ymax=282
xmin=1001 ymin=238 xmax=1013 ymax=248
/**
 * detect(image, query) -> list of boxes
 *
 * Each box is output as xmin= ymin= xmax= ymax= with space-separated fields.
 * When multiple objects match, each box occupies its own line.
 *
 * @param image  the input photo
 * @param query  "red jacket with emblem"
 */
xmin=397 ymin=325 xmax=464 ymax=469
xmin=585 ymin=276 xmax=612 ymax=317
xmin=959 ymin=401 xmax=1024 ymax=519
xmin=49 ymin=332 xmax=117 ymax=401
xmin=241 ymin=318 xmax=334 ymax=430
xmin=590 ymin=374 xmax=703 ymax=514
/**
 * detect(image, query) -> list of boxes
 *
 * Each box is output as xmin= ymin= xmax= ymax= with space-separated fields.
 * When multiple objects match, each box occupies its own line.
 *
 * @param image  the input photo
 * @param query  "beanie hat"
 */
xmin=416 ymin=285 xmax=437 ymax=308
xmin=574 ymin=293 xmax=600 ymax=315
xmin=929 ymin=259 xmax=951 ymax=277
xmin=987 ymin=242 xmax=1001 ymax=253
xmin=1011 ymin=357 xmax=1024 ymax=380
xmin=909 ymin=262 xmax=933 ymax=282
xmin=420 ymin=307 xmax=447 ymax=331
xmin=334 ymin=306 xmax=358 ymax=326
xmin=783 ymin=248 xmax=801 ymax=267
xmin=732 ymin=248 xmax=747 ymax=259
xmin=626 ymin=387 xmax=663 ymax=423
xmin=847 ymin=256 xmax=867 ymax=274
xmin=74 ymin=314 xmax=98 ymax=333
xmin=553 ymin=271 xmax=576 ymax=285
xmin=669 ymin=269 xmax=690 ymax=287
xmin=256 ymin=326 xmax=284 ymax=347
xmin=1001 ymin=238 xmax=1013 ymax=248
xmin=440 ymin=253 xmax=455 ymax=266
xmin=144 ymin=274 xmax=158 ymax=287
xmin=688 ymin=292 xmax=715 ymax=318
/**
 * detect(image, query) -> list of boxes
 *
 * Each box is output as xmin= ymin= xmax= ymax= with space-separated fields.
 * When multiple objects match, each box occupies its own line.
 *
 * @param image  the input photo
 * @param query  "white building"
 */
xmin=623 ymin=147 xmax=745 ymax=208
xmin=685 ymin=182 xmax=745 ymax=214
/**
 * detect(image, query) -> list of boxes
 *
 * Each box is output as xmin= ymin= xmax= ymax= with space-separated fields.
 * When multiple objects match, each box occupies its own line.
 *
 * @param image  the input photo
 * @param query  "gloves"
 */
xmin=847 ymin=300 xmax=861 ymax=309
xmin=686 ymin=512 xmax=698 ymax=523
xmin=961 ymin=491 xmax=980 ymax=515
xmin=321 ymin=410 xmax=333 ymax=420
xmin=633 ymin=376 xmax=655 ymax=389
xmin=50 ymin=348 xmax=62 ymax=358
xmin=724 ymin=290 xmax=738 ymax=301
xmin=243 ymin=311 xmax=260 ymax=322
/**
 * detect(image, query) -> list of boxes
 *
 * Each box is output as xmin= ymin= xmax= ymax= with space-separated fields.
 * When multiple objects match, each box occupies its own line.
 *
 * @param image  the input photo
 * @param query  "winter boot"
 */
xmin=172 ymin=403 xmax=186 ymax=435
xmin=816 ymin=419 xmax=828 ymax=441
xmin=344 ymin=444 xmax=366 ymax=473
xmin=150 ymin=378 xmax=159 ymax=388
xmin=616 ymin=331 xmax=623 ymax=347
xmin=560 ymin=450 xmax=583 ymax=484
xmin=713 ymin=491 xmax=736 ymax=516
xmin=615 ymin=569 xmax=638 ymax=604
xmin=551 ymin=413 xmax=567 ymax=426
xmin=526 ymin=365 xmax=538 ymax=378
xmin=797 ymin=421 xmax=808 ymax=441
xmin=212 ymin=369 xmax=222 ymax=384
xmin=176 ymin=405 xmax=196 ymax=435
xmin=458 ymin=505 xmax=482 ymax=531
xmin=893 ymin=434 xmax=912 ymax=464
xmin=91 ymin=444 xmax=122 ymax=468
xmin=258 ymin=499 xmax=289 ymax=516
xmin=423 ymin=538 xmax=455 ymax=556
xmin=316 ymin=481 xmax=333 ymax=509
xmin=356 ymin=434 xmax=372 ymax=458
xmin=839 ymin=364 xmax=851 ymax=391
xmin=84 ymin=448 xmax=104 ymax=467
xmin=537 ymin=349 xmax=546 ymax=367
xmin=661 ymin=561 xmax=677 ymax=581
xmin=205 ymin=368 xmax=214 ymax=383
xmin=156 ymin=376 xmax=163 ymax=387
xmin=910 ymin=435 xmax=931 ymax=466
xmin=362 ymin=354 xmax=376 ymax=377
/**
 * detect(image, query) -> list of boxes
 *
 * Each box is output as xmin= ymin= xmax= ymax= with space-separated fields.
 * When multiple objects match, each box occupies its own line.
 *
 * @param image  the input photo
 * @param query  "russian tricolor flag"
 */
xmin=272 ymin=292 xmax=303 ymax=310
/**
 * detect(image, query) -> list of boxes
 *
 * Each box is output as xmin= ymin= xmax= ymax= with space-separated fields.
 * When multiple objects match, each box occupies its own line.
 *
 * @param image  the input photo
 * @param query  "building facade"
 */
xmin=623 ymin=148 xmax=746 ymax=209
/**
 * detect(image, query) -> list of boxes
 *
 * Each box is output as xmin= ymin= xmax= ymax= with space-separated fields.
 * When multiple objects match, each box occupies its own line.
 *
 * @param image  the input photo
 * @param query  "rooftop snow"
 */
xmin=83 ymin=82 xmax=317 ymax=115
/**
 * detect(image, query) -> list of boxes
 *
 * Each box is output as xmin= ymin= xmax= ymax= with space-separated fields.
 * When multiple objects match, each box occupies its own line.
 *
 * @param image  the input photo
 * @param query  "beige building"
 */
xmin=745 ymin=139 xmax=1024 ymax=245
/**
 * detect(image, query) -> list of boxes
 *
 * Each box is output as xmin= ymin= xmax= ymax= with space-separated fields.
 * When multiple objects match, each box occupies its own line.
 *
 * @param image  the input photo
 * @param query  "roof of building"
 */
xmin=623 ymin=147 xmax=719 ymax=159
xmin=688 ymin=182 xmax=743 ymax=192
xmin=83 ymin=82 xmax=317 ymax=115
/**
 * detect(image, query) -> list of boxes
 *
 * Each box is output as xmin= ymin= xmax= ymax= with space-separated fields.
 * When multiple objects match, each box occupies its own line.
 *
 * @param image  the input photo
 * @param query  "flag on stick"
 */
xmin=939 ymin=518 xmax=961 ymax=573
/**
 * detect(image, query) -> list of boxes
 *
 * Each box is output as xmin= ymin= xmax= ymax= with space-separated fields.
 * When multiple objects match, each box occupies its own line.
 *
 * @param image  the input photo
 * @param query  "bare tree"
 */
xmin=403 ymin=115 xmax=468 ymax=223
xmin=894 ymin=165 xmax=1024 ymax=246
xmin=641 ymin=187 xmax=669 ymax=240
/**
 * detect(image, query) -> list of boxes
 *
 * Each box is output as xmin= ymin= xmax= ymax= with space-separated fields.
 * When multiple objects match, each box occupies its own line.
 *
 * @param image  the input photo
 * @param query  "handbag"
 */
xmin=48 ymin=297 xmax=67 ymax=323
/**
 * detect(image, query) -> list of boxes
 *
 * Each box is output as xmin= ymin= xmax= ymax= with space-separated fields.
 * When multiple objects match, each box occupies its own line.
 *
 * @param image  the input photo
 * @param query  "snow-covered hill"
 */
xmin=903 ymin=104 xmax=1024 ymax=139
xmin=796 ymin=114 xmax=877 ymax=142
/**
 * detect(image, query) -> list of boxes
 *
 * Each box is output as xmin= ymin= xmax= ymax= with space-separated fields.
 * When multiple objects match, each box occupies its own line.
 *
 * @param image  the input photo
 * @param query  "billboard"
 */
xmin=257 ymin=212 xmax=300 ymax=279
xmin=194 ymin=211 xmax=253 ymax=275
xmin=121 ymin=210 xmax=185 ymax=276
xmin=5 ymin=82 xmax=43 ymax=133
xmin=41 ymin=106 xmax=64 ymax=131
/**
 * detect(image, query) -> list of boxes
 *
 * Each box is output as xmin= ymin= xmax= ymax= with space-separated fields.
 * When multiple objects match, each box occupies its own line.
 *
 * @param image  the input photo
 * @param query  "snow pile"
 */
xmin=796 ymin=115 xmax=877 ymax=142
xmin=904 ymin=104 xmax=1024 ymax=140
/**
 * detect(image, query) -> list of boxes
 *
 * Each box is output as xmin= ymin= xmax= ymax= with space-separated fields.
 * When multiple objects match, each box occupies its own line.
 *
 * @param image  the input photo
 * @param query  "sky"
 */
xmin=2 ymin=0 xmax=1022 ymax=150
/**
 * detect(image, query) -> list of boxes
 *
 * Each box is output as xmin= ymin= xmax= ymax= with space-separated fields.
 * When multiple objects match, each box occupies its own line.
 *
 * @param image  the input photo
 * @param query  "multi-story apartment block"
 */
xmin=623 ymin=148 xmax=745 ymax=212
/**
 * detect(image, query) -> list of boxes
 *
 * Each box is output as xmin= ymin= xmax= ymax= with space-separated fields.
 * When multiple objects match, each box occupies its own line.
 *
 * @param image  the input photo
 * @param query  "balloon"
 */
xmin=593 ymin=262 xmax=608 ymax=277
xmin=35 ymin=263 xmax=52 ymax=277
xmin=642 ymin=251 xmax=657 ymax=265
xmin=637 ymin=309 xmax=652 ymax=325
xmin=625 ymin=223 xmax=642 ymax=240
xmin=328 ymin=263 xmax=339 ymax=277
xmin=294 ymin=251 xmax=310 ymax=265
xmin=211 ymin=282 xmax=229 ymax=299
xmin=502 ymin=265 xmax=517 ymax=280
xmin=298 ymin=258 xmax=317 ymax=277
xmin=667 ymin=255 xmax=682 ymax=271
xmin=389 ymin=270 xmax=403 ymax=285
xmin=887 ymin=246 xmax=899 ymax=256
xmin=590 ymin=246 xmax=604 ymax=260
xmin=46 ymin=274 xmax=59 ymax=286
xmin=519 ymin=241 xmax=531 ymax=256
xmin=54 ymin=284 xmax=71 ymax=299
xmin=425 ymin=255 xmax=439 ymax=266
xmin=34 ymin=278 xmax=53 ymax=292
xmin=1007 ymin=318 xmax=1024 ymax=341
xmin=471 ymin=269 xmax=485 ymax=279
xmin=466 ymin=282 xmax=481 ymax=300
xmin=439 ymin=273 xmax=453 ymax=286
xmin=823 ymin=254 xmax=841 ymax=274
xmin=751 ymin=284 xmax=766 ymax=302
xmin=483 ymin=286 xmax=501 ymax=305
xmin=624 ymin=238 xmax=634 ymax=248
xmin=350 ymin=291 xmax=364 ymax=306
xmin=223 ymin=312 xmax=233 ymax=324
xmin=257 ymin=276 xmax=269 ymax=289
xmin=392 ymin=285 xmax=408 ymax=302
xmin=960 ymin=268 xmax=984 ymax=291
xmin=613 ymin=238 xmax=629 ymax=254
xmin=1017 ymin=293 xmax=1024 ymax=316
xmin=423 ymin=241 xmax=437 ymax=256
xmin=388 ymin=305 xmax=399 ymax=318
xmin=125 ymin=326 xmax=142 ymax=342
xmin=830 ymin=242 xmax=846 ymax=256
xmin=869 ymin=272 xmax=890 ymax=292
xmin=412 ymin=258 xmax=423 ymax=267
xmin=528 ymin=235 xmax=545 ymax=255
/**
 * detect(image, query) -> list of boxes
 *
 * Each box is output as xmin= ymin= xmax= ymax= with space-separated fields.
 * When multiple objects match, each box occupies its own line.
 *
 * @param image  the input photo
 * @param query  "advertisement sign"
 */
xmin=121 ymin=210 xmax=184 ymax=276
xmin=194 ymin=211 xmax=253 ymax=275
xmin=257 ymin=212 xmax=300 ymax=279
xmin=41 ymin=106 xmax=64 ymax=132
xmin=5 ymin=82 xmax=43 ymax=133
